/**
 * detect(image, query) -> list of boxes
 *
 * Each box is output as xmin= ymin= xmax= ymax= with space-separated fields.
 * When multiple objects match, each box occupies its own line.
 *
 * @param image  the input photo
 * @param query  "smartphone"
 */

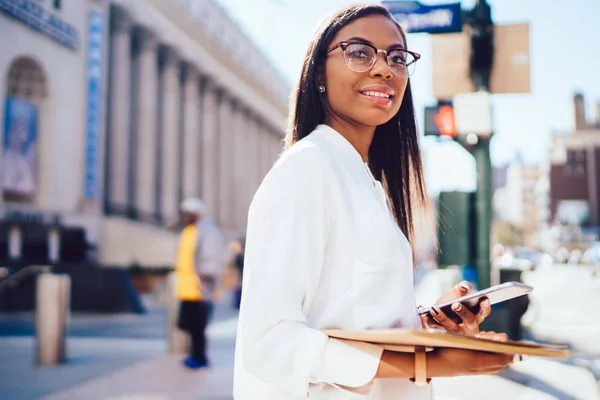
xmin=418 ymin=281 xmax=533 ymax=322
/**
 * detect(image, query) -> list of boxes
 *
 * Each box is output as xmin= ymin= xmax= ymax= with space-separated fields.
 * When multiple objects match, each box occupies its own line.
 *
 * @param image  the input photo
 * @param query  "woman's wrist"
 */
xmin=376 ymin=349 xmax=442 ymax=381
xmin=375 ymin=350 xmax=415 ymax=379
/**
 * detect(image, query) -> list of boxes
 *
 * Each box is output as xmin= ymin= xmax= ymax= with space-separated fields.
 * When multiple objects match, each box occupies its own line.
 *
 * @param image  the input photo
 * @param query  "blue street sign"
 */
xmin=382 ymin=1 xmax=463 ymax=34
xmin=0 ymin=0 xmax=79 ymax=50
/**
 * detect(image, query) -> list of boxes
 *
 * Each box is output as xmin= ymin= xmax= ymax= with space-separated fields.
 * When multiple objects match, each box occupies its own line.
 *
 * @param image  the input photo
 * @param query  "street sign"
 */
xmin=432 ymin=23 xmax=531 ymax=99
xmin=382 ymin=1 xmax=462 ymax=34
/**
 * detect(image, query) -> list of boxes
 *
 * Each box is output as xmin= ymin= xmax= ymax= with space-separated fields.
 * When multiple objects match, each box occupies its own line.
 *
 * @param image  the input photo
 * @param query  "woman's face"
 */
xmin=322 ymin=14 xmax=408 ymax=128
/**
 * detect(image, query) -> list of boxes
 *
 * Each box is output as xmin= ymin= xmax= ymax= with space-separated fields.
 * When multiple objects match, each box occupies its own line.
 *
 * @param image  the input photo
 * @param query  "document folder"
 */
xmin=323 ymin=329 xmax=570 ymax=358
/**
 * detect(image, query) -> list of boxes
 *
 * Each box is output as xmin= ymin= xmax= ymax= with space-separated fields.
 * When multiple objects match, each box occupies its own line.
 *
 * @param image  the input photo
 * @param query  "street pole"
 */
xmin=467 ymin=0 xmax=494 ymax=289
xmin=474 ymin=137 xmax=492 ymax=289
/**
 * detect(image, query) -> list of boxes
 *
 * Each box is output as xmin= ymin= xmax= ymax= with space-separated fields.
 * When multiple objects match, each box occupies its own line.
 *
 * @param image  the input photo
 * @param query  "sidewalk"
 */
xmin=0 ymin=336 xmax=165 ymax=400
xmin=3 ymin=275 xmax=599 ymax=399
xmin=37 ymin=338 xmax=600 ymax=400
xmin=36 ymin=317 xmax=238 ymax=400
xmin=33 ymin=311 xmax=599 ymax=400
xmin=40 ymin=352 xmax=233 ymax=400
xmin=436 ymin=357 xmax=600 ymax=400
xmin=0 ymin=294 xmax=239 ymax=400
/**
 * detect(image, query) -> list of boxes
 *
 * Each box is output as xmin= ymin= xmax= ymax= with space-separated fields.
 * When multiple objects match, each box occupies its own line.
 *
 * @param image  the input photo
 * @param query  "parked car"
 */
xmin=582 ymin=241 xmax=600 ymax=266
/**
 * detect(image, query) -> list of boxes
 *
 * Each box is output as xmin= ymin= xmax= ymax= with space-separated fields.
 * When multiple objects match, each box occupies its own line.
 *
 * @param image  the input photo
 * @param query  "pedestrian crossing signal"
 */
xmin=424 ymin=103 xmax=457 ymax=138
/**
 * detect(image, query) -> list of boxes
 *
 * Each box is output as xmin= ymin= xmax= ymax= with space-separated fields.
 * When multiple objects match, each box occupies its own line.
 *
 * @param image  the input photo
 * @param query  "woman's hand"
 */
xmin=429 ymin=348 xmax=513 ymax=377
xmin=376 ymin=331 xmax=514 ymax=379
xmin=429 ymin=331 xmax=513 ymax=377
xmin=419 ymin=281 xmax=492 ymax=336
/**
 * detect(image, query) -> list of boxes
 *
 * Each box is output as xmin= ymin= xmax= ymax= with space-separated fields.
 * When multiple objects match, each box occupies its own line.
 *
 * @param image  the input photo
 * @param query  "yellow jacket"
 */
xmin=175 ymin=224 xmax=202 ymax=301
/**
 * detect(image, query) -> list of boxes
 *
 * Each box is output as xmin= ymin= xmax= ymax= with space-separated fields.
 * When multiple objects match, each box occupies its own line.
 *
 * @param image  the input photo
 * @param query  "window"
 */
xmin=53 ymin=0 xmax=61 ymax=10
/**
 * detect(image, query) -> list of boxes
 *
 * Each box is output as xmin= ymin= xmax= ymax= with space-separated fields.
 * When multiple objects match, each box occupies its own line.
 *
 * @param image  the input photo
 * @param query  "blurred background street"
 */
xmin=1 ymin=0 xmax=600 ymax=399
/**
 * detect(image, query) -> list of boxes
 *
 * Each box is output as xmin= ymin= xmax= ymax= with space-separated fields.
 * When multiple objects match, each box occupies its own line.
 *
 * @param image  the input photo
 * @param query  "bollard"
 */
xmin=167 ymin=272 xmax=190 ymax=354
xmin=35 ymin=272 xmax=70 ymax=366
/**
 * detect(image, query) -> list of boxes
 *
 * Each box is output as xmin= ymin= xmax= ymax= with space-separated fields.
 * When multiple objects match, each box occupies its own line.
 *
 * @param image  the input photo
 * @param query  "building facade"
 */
xmin=492 ymin=159 xmax=543 ymax=247
xmin=549 ymin=132 xmax=600 ymax=228
xmin=100 ymin=0 xmax=288 ymax=267
xmin=549 ymin=94 xmax=600 ymax=230
xmin=0 ymin=0 xmax=107 ymax=265
xmin=0 ymin=0 xmax=289 ymax=269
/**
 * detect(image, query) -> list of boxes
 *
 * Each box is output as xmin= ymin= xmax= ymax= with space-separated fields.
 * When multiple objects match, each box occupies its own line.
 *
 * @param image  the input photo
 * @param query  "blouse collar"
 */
xmin=314 ymin=124 xmax=366 ymax=166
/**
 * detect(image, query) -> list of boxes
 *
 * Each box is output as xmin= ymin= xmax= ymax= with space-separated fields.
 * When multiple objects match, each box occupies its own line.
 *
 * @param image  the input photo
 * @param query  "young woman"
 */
xmin=233 ymin=4 xmax=513 ymax=399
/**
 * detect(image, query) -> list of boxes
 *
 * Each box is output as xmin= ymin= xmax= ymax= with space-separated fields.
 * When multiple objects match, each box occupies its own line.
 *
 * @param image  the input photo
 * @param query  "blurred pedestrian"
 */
xmin=175 ymin=198 xmax=226 ymax=369
xmin=232 ymin=236 xmax=245 ymax=309
xmin=234 ymin=4 xmax=511 ymax=399
xmin=222 ymin=237 xmax=245 ymax=309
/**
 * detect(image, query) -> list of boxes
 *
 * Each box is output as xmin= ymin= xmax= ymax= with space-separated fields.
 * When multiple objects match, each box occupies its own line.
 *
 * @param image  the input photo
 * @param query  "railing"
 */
xmin=0 ymin=265 xmax=51 ymax=297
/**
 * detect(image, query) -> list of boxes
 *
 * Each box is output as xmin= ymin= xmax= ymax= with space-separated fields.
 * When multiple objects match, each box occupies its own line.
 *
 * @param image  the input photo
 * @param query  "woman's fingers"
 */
xmin=476 ymin=331 xmax=509 ymax=342
xmin=450 ymin=302 xmax=478 ymax=332
xmin=435 ymin=281 xmax=472 ymax=304
xmin=420 ymin=313 xmax=443 ymax=329
xmin=430 ymin=306 xmax=460 ymax=332
xmin=476 ymin=297 xmax=492 ymax=323
xmin=418 ymin=305 xmax=443 ymax=330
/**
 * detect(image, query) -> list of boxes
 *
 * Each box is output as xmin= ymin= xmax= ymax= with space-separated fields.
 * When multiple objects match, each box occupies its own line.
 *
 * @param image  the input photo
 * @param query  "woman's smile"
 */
xmin=358 ymin=84 xmax=395 ymax=107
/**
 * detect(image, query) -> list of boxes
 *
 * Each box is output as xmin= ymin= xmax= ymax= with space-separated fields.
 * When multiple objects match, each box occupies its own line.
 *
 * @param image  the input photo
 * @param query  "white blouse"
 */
xmin=233 ymin=124 xmax=432 ymax=399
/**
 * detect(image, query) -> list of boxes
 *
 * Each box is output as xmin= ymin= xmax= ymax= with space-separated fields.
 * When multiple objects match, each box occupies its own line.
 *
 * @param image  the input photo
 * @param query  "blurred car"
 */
xmin=582 ymin=241 xmax=600 ymax=266
xmin=497 ymin=247 xmax=542 ymax=271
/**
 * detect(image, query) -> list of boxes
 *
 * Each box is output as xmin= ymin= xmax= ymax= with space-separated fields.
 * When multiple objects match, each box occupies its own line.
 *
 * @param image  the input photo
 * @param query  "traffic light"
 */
xmin=424 ymin=102 xmax=457 ymax=138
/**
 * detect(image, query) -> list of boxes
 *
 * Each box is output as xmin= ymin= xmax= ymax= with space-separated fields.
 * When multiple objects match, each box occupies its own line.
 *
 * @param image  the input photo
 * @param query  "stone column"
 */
xmin=269 ymin=131 xmax=277 ymax=172
xmin=133 ymin=27 xmax=159 ymax=221
xmin=159 ymin=47 xmax=181 ymax=227
xmin=247 ymin=115 xmax=261 ymax=207
xmin=200 ymin=81 xmax=219 ymax=220
xmin=233 ymin=106 xmax=248 ymax=231
xmin=272 ymin=130 xmax=282 ymax=165
xmin=267 ymin=130 xmax=275 ymax=168
xmin=181 ymin=64 xmax=201 ymax=200
xmin=218 ymin=94 xmax=233 ymax=232
xmin=259 ymin=122 xmax=272 ymax=180
xmin=107 ymin=7 xmax=132 ymax=213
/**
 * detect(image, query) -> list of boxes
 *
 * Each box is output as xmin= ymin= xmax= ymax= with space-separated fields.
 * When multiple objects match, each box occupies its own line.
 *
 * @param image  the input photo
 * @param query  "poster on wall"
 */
xmin=2 ymin=96 xmax=38 ymax=196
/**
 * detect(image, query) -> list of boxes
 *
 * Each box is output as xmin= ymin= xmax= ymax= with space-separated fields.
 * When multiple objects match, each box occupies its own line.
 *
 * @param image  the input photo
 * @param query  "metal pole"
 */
xmin=474 ymin=138 xmax=492 ymax=289
xmin=469 ymin=0 xmax=494 ymax=289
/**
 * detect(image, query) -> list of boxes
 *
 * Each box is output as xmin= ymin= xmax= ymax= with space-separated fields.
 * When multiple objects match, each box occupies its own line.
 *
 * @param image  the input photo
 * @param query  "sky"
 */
xmin=216 ymin=0 xmax=600 ymax=194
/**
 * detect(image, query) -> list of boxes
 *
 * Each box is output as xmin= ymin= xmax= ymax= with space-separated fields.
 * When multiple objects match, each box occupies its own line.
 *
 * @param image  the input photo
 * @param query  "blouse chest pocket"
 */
xmin=352 ymin=257 xmax=407 ymax=330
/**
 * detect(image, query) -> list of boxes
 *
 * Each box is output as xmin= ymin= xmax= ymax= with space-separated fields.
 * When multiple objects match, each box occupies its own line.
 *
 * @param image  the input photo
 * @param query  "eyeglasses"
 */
xmin=327 ymin=41 xmax=421 ymax=77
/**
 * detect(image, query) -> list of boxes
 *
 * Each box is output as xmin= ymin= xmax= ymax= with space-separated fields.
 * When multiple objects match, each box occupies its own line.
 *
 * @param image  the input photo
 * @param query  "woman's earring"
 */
xmin=318 ymin=85 xmax=326 ymax=93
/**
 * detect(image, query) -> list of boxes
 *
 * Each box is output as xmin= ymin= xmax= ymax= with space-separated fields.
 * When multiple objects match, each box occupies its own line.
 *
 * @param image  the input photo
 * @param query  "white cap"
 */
xmin=180 ymin=198 xmax=206 ymax=216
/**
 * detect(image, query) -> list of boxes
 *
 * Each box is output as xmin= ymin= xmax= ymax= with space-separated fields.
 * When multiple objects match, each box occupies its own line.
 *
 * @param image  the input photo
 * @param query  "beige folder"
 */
xmin=323 ymin=329 xmax=571 ymax=358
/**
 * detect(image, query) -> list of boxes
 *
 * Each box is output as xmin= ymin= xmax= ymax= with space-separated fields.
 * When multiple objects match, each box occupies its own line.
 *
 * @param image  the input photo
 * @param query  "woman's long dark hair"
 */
xmin=284 ymin=4 xmax=430 ymax=259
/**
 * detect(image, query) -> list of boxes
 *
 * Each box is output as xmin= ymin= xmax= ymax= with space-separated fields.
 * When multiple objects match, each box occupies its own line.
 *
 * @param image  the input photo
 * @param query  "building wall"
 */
xmin=0 ymin=0 xmax=93 ymax=212
xmin=549 ymin=150 xmax=589 ymax=219
xmin=521 ymin=165 xmax=541 ymax=246
xmin=0 ymin=0 xmax=289 ymax=269
xmin=549 ymin=131 xmax=600 ymax=227
xmin=0 ymin=0 xmax=112 ymax=247
xmin=492 ymin=161 xmax=543 ymax=247
xmin=99 ymin=0 xmax=289 ymax=267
